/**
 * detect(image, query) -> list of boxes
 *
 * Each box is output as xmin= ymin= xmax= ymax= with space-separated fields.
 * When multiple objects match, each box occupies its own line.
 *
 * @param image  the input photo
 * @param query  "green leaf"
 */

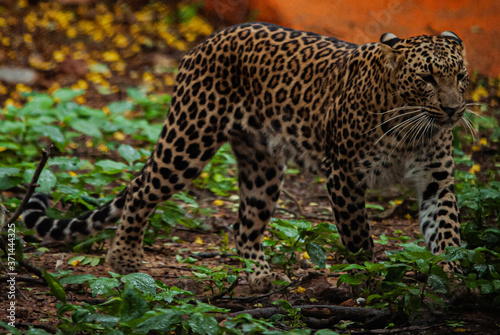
xmin=338 ymin=274 xmax=363 ymax=286
xmin=42 ymin=269 xmax=66 ymax=303
xmin=120 ymin=288 xmax=147 ymax=322
xmin=314 ymin=330 xmax=341 ymax=335
xmin=83 ymin=314 xmax=119 ymax=328
xmin=108 ymin=101 xmax=134 ymax=114
xmin=69 ymin=119 xmax=103 ymax=138
xmin=0 ymin=167 xmax=21 ymax=177
xmin=25 ymin=329 xmax=53 ymax=335
xmin=306 ymin=242 xmax=326 ymax=268
xmin=187 ymin=312 xmax=220 ymax=335
xmin=95 ymin=160 xmax=128 ymax=174
xmin=53 ymin=88 xmax=85 ymax=102
xmin=23 ymin=169 xmax=57 ymax=193
xmin=90 ymin=277 xmax=120 ymax=296
xmin=0 ymin=320 xmax=22 ymax=335
xmin=427 ymin=274 xmax=448 ymax=293
xmin=272 ymin=299 xmax=294 ymax=312
xmin=136 ymin=310 xmax=183 ymax=332
xmin=118 ymin=144 xmax=142 ymax=165
xmin=60 ymin=274 xmax=96 ymax=285
xmin=31 ymin=125 xmax=65 ymax=143
xmin=122 ymin=273 xmax=156 ymax=295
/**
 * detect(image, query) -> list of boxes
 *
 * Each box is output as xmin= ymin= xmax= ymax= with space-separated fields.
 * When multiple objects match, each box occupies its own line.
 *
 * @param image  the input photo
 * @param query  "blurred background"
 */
xmin=0 ymin=0 xmax=498 ymax=108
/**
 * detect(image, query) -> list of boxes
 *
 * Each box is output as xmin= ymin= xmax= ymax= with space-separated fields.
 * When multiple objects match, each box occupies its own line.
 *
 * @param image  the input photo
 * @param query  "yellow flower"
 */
xmin=295 ymin=286 xmax=306 ymax=294
xmin=53 ymin=50 xmax=66 ymax=62
xmin=0 ymin=84 xmax=7 ymax=95
xmin=142 ymin=72 xmax=154 ymax=82
xmin=479 ymin=137 xmax=488 ymax=146
xmin=103 ymin=50 xmax=121 ymax=62
xmin=86 ymin=140 xmax=93 ymax=147
xmin=113 ymin=131 xmax=125 ymax=141
xmin=72 ymin=79 xmax=88 ymax=90
xmin=97 ymin=144 xmax=108 ymax=152
xmin=469 ymin=164 xmax=480 ymax=175
xmin=2 ymin=37 xmax=10 ymax=46
xmin=300 ymin=252 xmax=310 ymax=260
xmin=75 ymin=96 xmax=86 ymax=104
xmin=113 ymin=34 xmax=129 ymax=48
xmin=68 ymin=171 xmax=77 ymax=177
xmin=471 ymin=86 xmax=488 ymax=102
xmin=194 ymin=236 xmax=203 ymax=245
xmin=164 ymin=75 xmax=175 ymax=86
xmin=471 ymin=144 xmax=481 ymax=152
xmin=48 ymin=82 xmax=61 ymax=93
xmin=0 ymin=147 xmax=6 ymax=152
xmin=92 ymin=30 xmax=104 ymax=42
xmin=404 ymin=213 xmax=412 ymax=220
xmin=66 ymin=27 xmax=77 ymax=38
xmin=102 ymin=106 xmax=111 ymax=115
xmin=68 ymin=143 xmax=77 ymax=149
xmin=18 ymin=0 xmax=28 ymax=8
xmin=0 ymin=18 xmax=6 ymax=27
xmin=16 ymin=84 xmax=31 ymax=93
xmin=23 ymin=33 xmax=32 ymax=44
xmin=213 ymin=199 xmax=224 ymax=206
xmin=393 ymin=199 xmax=403 ymax=206
xmin=70 ymin=259 xmax=81 ymax=266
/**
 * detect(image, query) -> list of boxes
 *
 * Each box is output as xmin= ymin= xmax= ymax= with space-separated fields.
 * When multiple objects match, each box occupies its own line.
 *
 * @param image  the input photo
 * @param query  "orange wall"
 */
xmin=205 ymin=0 xmax=500 ymax=76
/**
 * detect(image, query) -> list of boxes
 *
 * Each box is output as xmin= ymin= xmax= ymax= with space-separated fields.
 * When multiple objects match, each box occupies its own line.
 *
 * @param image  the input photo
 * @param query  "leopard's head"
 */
xmin=380 ymin=31 xmax=469 ymax=127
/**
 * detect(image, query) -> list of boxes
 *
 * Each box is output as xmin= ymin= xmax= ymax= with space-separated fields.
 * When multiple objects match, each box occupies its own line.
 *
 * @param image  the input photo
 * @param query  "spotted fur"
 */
xmin=22 ymin=23 xmax=468 ymax=292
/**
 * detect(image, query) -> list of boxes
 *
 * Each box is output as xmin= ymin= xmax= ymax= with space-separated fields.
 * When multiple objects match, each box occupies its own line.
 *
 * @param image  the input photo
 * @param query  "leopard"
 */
xmin=22 ymin=22 xmax=468 ymax=293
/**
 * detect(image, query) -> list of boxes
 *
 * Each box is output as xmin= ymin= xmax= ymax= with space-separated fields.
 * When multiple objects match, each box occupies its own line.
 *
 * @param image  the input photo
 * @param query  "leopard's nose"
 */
xmin=441 ymin=105 xmax=460 ymax=117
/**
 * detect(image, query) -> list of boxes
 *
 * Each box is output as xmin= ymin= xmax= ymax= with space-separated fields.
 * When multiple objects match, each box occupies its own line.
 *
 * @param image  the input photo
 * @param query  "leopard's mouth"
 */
xmin=425 ymin=108 xmax=465 ymax=128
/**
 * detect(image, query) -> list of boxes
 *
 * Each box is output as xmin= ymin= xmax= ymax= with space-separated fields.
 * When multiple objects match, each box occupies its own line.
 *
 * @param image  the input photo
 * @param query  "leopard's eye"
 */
xmin=457 ymin=72 xmax=467 ymax=82
xmin=420 ymin=74 xmax=437 ymax=87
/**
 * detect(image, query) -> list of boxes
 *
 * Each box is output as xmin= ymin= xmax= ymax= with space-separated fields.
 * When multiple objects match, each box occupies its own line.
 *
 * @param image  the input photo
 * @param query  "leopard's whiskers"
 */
xmin=461 ymin=115 xmax=479 ymax=141
xmin=464 ymin=108 xmax=483 ymax=118
xmin=375 ymin=112 xmax=423 ymax=146
xmin=408 ymin=115 xmax=429 ymax=149
xmin=392 ymin=114 xmax=427 ymax=154
xmin=364 ymin=109 xmax=422 ymax=134
xmin=367 ymin=105 xmax=425 ymax=115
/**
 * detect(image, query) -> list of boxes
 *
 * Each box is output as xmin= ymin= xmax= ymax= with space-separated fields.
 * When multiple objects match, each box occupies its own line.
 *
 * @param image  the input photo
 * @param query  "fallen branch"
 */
xmin=230 ymin=304 xmax=390 ymax=328
xmin=0 ymin=275 xmax=45 ymax=285
xmin=2 ymin=145 xmax=52 ymax=231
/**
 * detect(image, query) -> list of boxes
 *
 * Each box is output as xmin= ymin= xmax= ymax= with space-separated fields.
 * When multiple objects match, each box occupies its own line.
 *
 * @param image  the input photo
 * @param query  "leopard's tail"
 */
xmin=21 ymin=190 xmax=127 ymax=243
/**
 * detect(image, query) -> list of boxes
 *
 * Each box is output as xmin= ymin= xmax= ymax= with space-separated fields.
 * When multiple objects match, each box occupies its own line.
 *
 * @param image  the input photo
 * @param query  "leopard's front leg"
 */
xmin=326 ymin=160 xmax=374 ymax=258
xmin=412 ymin=154 xmax=461 ymax=267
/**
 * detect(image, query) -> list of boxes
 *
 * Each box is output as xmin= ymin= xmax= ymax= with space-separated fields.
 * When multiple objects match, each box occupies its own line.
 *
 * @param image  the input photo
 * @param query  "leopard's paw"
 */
xmin=249 ymin=272 xmax=291 ymax=293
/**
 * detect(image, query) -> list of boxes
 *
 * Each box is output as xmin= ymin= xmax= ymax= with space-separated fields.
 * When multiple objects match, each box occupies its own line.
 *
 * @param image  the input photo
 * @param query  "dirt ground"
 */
xmin=1 ymin=175 xmax=500 ymax=334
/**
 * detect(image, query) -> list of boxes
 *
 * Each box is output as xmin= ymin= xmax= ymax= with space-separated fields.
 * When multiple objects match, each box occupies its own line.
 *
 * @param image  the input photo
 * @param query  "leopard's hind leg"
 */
xmin=106 ymin=106 xmax=224 ymax=274
xmin=229 ymin=133 xmax=290 ymax=292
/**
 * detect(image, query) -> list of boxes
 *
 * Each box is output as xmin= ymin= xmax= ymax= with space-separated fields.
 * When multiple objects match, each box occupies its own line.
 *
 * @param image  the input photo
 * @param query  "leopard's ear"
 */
xmin=379 ymin=33 xmax=403 ymax=69
xmin=441 ymin=31 xmax=463 ymax=45
xmin=380 ymin=32 xmax=400 ymax=48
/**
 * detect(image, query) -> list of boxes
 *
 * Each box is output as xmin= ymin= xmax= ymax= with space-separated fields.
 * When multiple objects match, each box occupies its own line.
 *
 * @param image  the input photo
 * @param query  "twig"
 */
xmin=281 ymin=188 xmax=305 ymax=217
xmin=2 ymin=145 xmax=52 ymax=232
xmin=0 ymin=258 xmax=29 ymax=300
xmin=230 ymin=304 xmax=390 ymax=328
xmin=0 ymin=275 xmax=45 ymax=285
xmin=197 ymin=277 xmax=239 ymax=303
xmin=221 ymin=283 xmax=292 ymax=302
